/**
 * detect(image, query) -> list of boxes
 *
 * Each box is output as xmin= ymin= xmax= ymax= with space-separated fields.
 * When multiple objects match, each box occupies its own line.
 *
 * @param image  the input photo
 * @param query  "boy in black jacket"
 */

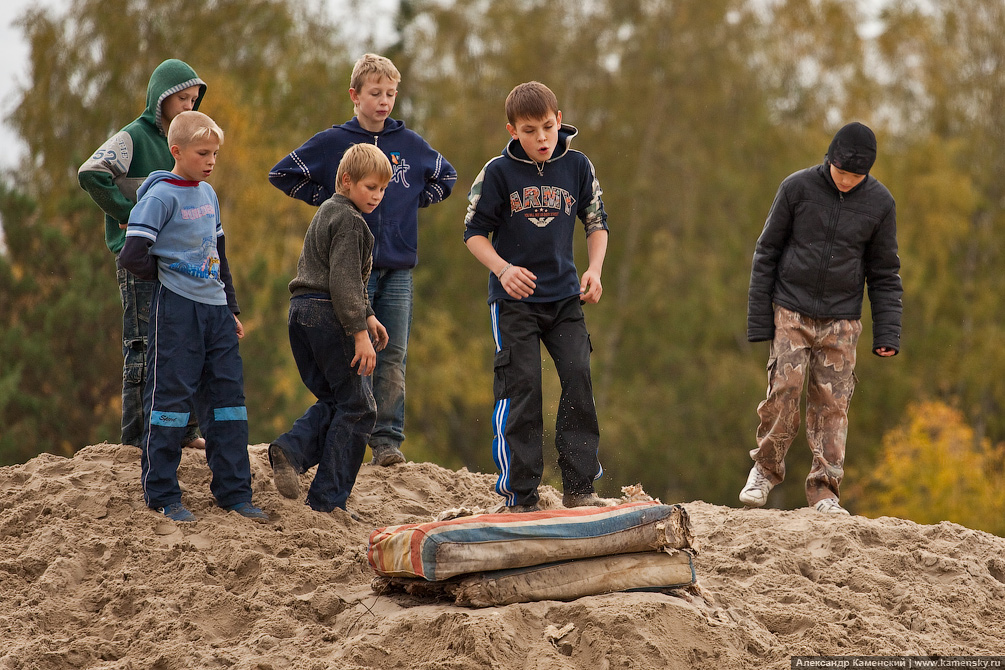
xmin=742 ymin=122 xmax=903 ymax=515
xmin=463 ymin=81 xmax=610 ymax=513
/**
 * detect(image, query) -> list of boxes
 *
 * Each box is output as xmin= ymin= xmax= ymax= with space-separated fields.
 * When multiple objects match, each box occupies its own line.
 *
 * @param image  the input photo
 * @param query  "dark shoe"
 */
xmin=505 ymin=503 xmax=541 ymax=513
xmin=370 ymin=445 xmax=406 ymax=466
xmin=226 ymin=501 xmax=270 ymax=522
xmin=269 ymin=443 xmax=300 ymax=499
xmin=562 ymin=492 xmax=612 ymax=508
xmin=159 ymin=502 xmax=196 ymax=522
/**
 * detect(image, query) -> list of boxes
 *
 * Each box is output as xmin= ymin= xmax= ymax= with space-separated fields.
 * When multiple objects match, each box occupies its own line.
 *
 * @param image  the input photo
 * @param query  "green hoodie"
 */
xmin=78 ymin=59 xmax=206 ymax=254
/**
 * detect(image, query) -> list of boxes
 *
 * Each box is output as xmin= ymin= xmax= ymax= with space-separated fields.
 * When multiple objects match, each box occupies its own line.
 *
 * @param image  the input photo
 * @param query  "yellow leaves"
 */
xmin=854 ymin=400 xmax=1005 ymax=534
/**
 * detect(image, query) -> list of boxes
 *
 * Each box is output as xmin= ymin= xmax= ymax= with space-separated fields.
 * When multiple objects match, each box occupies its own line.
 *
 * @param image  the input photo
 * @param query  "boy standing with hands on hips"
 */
xmin=269 ymin=54 xmax=456 ymax=468
xmin=78 ymin=59 xmax=207 ymax=451
xmin=463 ymin=81 xmax=610 ymax=513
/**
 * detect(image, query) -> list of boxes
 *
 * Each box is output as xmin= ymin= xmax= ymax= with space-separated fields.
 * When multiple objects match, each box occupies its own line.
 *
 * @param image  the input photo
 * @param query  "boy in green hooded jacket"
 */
xmin=78 ymin=59 xmax=208 ymax=449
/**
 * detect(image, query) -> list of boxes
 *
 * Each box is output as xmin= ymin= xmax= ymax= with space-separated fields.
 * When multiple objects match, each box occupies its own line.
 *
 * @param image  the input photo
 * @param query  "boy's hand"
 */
xmin=234 ymin=314 xmax=245 ymax=339
xmin=500 ymin=265 xmax=537 ymax=299
xmin=580 ymin=269 xmax=603 ymax=304
xmin=352 ymin=330 xmax=378 ymax=375
xmin=874 ymin=346 xmax=897 ymax=357
xmin=368 ymin=315 xmax=389 ymax=352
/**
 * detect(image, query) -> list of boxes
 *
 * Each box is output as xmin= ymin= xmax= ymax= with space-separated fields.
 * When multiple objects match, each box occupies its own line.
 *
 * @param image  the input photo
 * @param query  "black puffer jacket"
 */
xmin=747 ymin=163 xmax=902 ymax=353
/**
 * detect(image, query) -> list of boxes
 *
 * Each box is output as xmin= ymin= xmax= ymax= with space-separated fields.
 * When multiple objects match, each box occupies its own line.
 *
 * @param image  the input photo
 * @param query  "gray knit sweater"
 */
xmin=289 ymin=193 xmax=375 ymax=336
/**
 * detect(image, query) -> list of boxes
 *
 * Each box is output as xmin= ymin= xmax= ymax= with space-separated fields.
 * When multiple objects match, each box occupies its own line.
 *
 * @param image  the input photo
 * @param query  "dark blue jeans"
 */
xmin=141 ymin=286 xmax=252 ymax=509
xmin=274 ymin=296 xmax=376 ymax=512
xmin=364 ymin=268 xmax=412 ymax=452
xmin=117 ymin=260 xmax=199 ymax=447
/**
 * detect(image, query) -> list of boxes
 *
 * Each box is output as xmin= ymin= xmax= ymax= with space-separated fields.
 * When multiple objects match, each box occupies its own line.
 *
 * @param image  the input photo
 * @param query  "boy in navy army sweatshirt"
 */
xmin=463 ymin=81 xmax=611 ymax=513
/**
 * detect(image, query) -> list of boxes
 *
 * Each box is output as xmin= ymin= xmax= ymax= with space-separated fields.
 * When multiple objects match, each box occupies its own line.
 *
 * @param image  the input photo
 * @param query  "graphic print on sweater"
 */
xmin=168 ymin=236 xmax=221 ymax=281
xmin=510 ymin=185 xmax=576 ymax=229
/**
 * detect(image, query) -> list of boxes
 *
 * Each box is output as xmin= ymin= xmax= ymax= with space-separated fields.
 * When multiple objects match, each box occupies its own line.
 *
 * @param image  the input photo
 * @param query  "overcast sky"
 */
xmin=0 ymin=0 xmax=66 ymax=168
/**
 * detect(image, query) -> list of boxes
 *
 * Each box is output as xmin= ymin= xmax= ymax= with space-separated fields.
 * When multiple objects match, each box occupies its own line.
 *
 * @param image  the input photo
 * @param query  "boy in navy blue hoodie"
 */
xmin=269 ymin=53 xmax=456 ymax=469
xmin=463 ymin=81 xmax=610 ymax=513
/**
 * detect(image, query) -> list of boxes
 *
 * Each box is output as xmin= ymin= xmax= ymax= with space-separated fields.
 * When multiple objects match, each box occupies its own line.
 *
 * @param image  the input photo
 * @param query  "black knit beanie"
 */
xmin=827 ymin=122 xmax=877 ymax=175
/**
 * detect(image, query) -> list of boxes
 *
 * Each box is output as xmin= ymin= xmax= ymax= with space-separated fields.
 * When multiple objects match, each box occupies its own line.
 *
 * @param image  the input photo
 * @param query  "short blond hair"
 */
xmin=505 ymin=81 xmax=559 ymax=126
xmin=350 ymin=53 xmax=401 ymax=92
xmin=335 ymin=143 xmax=393 ymax=195
xmin=167 ymin=110 xmax=224 ymax=148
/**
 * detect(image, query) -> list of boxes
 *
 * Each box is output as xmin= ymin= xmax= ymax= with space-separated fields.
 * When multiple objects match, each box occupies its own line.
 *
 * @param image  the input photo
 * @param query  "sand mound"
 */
xmin=2 ymin=443 xmax=1004 ymax=669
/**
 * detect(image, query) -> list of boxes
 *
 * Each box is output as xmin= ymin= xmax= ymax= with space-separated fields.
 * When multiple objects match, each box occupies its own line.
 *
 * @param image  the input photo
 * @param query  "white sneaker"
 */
xmin=814 ymin=498 xmax=851 ymax=515
xmin=738 ymin=464 xmax=774 ymax=507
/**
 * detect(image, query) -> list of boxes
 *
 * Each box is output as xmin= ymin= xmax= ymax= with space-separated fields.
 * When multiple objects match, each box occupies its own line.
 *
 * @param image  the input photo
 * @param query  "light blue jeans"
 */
xmin=365 ymin=268 xmax=412 ymax=451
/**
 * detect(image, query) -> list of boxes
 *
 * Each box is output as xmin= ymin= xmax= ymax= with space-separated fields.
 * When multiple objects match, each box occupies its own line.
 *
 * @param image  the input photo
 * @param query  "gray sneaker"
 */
xmin=370 ymin=445 xmax=406 ymax=466
xmin=269 ymin=443 xmax=300 ymax=499
xmin=562 ymin=492 xmax=612 ymax=508
xmin=504 ymin=503 xmax=541 ymax=513
xmin=814 ymin=498 xmax=851 ymax=515
xmin=739 ymin=464 xmax=774 ymax=508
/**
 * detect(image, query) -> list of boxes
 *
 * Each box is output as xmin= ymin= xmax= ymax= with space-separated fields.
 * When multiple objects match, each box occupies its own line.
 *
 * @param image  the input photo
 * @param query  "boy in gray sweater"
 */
xmin=269 ymin=144 xmax=392 ymax=514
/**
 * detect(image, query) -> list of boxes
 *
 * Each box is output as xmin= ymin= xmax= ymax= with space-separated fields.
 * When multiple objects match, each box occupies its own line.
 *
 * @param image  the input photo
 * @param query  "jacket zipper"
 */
xmin=813 ymin=192 xmax=843 ymax=316
xmin=371 ymin=134 xmax=382 ymax=267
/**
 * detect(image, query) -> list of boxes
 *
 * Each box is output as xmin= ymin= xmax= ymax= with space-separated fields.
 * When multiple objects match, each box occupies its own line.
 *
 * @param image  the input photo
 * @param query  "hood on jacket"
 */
xmin=136 ymin=169 xmax=186 ymax=200
xmin=143 ymin=59 xmax=207 ymax=137
xmin=338 ymin=116 xmax=405 ymax=137
xmin=503 ymin=123 xmax=579 ymax=166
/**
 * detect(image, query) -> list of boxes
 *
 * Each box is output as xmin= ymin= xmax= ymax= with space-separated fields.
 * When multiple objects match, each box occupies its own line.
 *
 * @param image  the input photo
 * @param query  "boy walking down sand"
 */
xmin=463 ymin=81 xmax=610 ymax=513
xmin=269 ymin=53 xmax=456 ymax=468
xmin=741 ymin=122 xmax=903 ymax=515
xmin=269 ymin=144 xmax=392 ymax=516
xmin=120 ymin=111 xmax=267 ymax=523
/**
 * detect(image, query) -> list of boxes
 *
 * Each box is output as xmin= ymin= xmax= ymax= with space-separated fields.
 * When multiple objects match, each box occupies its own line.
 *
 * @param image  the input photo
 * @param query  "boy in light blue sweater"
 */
xmin=121 ymin=111 xmax=267 ymax=524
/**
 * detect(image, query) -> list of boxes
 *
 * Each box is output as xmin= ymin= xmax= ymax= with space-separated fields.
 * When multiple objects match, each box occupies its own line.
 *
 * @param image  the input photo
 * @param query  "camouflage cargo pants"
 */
xmin=751 ymin=306 xmax=861 ymax=505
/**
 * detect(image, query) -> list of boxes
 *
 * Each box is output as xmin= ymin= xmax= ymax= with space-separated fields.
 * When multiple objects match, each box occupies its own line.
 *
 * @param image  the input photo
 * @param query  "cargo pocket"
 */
xmin=493 ymin=348 xmax=511 ymax=399
xmin=123 ymin=338 xmax=146 ymax=385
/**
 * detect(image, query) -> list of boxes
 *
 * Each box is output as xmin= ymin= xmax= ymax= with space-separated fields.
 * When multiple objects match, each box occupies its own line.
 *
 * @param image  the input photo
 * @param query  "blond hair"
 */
xmin=167 ymin=110 xmax=224 ymax=148
xmin=350 ymin=53 xmax=401 ymax=92
xmin=335 ymin=143 xmax=393 ymax=195
xmin=505 ymin=81 xmax=559 ymax=126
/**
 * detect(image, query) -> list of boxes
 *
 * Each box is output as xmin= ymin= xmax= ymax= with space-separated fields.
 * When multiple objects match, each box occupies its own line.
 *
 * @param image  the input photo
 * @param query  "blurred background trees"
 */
xmin=2 ymin=0 xmax=1004 ymax=532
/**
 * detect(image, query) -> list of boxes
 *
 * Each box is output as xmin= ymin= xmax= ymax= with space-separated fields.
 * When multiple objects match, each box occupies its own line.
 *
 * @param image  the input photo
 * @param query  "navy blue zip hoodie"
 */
xmin=268 ymin=117 xmax=456 ymax=270
xmin=463 ymin=124 xmax=608 ymax=304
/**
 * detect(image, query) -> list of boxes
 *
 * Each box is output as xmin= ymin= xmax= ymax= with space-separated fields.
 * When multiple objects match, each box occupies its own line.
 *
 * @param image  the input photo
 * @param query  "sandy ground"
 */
xmin=2 ymin=442 xmax=1004 ymax=669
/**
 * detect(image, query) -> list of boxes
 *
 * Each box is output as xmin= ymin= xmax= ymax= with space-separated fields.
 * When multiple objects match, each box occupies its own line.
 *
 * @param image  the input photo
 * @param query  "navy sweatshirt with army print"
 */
xmin=463 ymin=124 xmax=609 ymax=304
